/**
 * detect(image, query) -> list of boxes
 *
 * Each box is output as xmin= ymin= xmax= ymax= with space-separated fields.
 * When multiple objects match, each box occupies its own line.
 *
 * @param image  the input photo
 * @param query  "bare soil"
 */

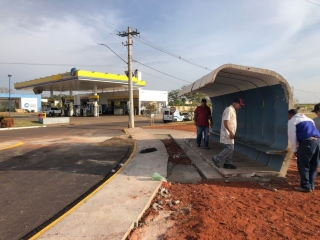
xmin=129 ymin=123 xmax=320 ymax=240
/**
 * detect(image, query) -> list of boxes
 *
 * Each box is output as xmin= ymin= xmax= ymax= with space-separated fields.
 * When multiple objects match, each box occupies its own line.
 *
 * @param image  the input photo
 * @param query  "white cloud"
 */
xmin=0 ymin=0 xmax=319 ymax=102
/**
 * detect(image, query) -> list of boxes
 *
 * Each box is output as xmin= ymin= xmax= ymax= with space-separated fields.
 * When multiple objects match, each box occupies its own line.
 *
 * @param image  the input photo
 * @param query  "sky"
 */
xmin=0 ymin=0 xmax=319 ymax=103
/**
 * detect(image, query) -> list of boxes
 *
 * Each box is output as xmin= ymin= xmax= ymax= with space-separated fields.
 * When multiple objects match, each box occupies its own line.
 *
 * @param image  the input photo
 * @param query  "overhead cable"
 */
xmin=305 ymin=0 xmax=320 ymax=7
xmin=133 ymin=60 xmax=192 ymax=83
xmin=133 ymin=36 xmax=212 ymax=71
xmin=29 ymin=0 xmax=111 ymax=32
xmin=295 ymin=88 xmax=320 ymax=94
xmin=0 ymin=62 xmax=124 ymax=67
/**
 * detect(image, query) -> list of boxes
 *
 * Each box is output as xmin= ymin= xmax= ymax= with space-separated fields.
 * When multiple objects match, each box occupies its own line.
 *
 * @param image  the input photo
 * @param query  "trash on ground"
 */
xmin=140 ymin=147 xmax=157 ymax=153
xmin=152 ymin=172 xmax=167 ymax=182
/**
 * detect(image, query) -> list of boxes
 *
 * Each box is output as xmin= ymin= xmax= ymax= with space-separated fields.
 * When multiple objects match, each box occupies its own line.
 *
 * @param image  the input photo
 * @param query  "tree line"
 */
xmin=168 ymin=85 xmax=211 ymax=106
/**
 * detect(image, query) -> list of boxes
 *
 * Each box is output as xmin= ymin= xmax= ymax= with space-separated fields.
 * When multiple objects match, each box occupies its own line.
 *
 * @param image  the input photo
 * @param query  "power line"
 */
xmin=98 ymin=43 xmax=127 ymax=64
xmin=60 ymin=0 xmax=118 ymax=28
xmin=305 ymin=0 xmax=320 ymax=7
xmin=133 ymin=60 xmax=192 ymax=83
xmin=0 ymin=62 xmax=124 ymax=67
xmin=295 ymin=88 xmax=320 ymax=94
xmin=29 ymin=0 xmax=110 ymax=32
xmin=133 ymin=36 xmax=212 ymax=71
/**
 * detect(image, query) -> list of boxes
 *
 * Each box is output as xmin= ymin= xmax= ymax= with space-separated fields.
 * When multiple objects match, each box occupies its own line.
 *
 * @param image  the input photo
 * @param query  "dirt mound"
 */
xmin=95 ymin=135 xmax=134 ymax=147
xmin=129 ymin=123 xmax=320 ymax=240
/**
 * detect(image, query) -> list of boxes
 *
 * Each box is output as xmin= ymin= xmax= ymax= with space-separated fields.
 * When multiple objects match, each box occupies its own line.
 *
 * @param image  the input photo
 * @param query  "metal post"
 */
xmin=8 ymin=75 xmax=12 ymax=117
xmin=127 ymin=27 xmax=134 ymax=128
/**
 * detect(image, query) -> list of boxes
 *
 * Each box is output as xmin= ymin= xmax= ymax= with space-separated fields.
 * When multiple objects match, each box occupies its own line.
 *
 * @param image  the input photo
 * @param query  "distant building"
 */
xmin=0 ymin=93 xmax=41 ymax=112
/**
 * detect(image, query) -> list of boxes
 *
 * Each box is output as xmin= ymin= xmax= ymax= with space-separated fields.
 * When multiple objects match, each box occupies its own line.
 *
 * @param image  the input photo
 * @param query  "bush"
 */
xmin=1 ymin=118 xmax=14 ymax=128
xmin=0 ymin=115 xmax=8 ymax=122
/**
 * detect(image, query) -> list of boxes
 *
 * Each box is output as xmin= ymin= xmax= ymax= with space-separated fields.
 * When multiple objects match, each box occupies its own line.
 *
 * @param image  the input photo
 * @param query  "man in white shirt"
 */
xmin=288 ymin=109 xmax=320 ymax=192
xmin=211 ymin=98 xmax=245 ymax=169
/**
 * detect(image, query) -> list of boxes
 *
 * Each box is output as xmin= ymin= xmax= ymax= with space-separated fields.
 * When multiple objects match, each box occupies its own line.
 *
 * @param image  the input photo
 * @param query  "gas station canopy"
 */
xmin=14 ymin=69 xmax=146 ymax=93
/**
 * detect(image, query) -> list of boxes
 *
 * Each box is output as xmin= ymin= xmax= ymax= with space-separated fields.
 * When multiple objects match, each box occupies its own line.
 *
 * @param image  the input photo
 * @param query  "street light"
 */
xmin=8 ymin=75 xmax=12 ymax=117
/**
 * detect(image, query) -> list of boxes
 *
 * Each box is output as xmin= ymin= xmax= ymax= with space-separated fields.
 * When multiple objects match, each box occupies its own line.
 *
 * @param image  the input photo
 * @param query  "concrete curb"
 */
xmin=122 ymin=183 xmax=162 ymax=240
xmin=29 ymin=134 xmax=137 ymax=240
xmin=0 ymin=126 xmax=46 ymax=131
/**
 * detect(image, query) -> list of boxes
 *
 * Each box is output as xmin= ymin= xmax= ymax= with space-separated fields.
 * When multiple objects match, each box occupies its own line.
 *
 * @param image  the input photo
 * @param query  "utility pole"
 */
xmin=8 ymin=75 xmax=12 ymax=117
xmin=118 ymin=27 xmax=140 ymax=128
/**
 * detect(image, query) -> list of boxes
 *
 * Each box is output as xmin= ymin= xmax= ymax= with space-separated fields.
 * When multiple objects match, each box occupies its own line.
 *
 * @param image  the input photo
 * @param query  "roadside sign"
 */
xmin=170 ymin=107 xmax=176 ymax=114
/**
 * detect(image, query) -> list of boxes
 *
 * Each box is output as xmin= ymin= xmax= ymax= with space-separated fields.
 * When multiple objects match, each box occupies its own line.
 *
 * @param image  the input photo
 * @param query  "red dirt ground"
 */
xmin=129 ymin=123 xmax=320 ymax=240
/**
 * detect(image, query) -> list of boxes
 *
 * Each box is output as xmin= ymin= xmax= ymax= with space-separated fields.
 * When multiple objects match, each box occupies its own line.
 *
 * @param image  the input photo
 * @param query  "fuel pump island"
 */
xmin=14 ymin=68 xmax=146 ymax=123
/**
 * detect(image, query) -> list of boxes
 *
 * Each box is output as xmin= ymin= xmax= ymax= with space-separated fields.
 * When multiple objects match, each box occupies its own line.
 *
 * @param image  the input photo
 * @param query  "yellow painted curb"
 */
xmin=29 ymin=132 xmax=136 ymax=240
xmin=0 ymin=141 xmax=24 ymax=151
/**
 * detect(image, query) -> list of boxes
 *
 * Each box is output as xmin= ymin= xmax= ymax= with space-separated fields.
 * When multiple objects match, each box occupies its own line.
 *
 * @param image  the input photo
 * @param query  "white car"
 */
xmin=163 ymin=109 xmax=185 ymax=123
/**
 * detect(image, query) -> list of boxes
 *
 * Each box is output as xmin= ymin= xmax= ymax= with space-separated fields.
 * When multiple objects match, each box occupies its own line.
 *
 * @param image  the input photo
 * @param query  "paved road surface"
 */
xmin=0 ymin=116 xmax=151 ymax=239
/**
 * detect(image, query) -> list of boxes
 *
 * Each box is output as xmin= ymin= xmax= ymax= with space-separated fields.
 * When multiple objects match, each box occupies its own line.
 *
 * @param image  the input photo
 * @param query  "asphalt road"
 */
xmin=0 ymin=116 xmax=152 ymax=240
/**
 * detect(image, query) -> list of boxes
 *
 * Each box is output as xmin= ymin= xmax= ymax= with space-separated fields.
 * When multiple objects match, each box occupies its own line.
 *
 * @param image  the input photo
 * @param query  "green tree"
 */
xmin=168 ymin=85 xmax=211 ymax=106
xmin=168 ymin=89 xmax=181 ymax=106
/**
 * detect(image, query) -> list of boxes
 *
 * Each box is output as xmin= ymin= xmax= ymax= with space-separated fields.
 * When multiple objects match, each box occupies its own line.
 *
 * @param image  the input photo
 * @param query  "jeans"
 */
xmin=214 ymin=144 xmax=234 ymax=164
xmin=196 ymin=126 xmax=209 ymax=147
xmin=297 ymin=138 xmax=320 ymax=190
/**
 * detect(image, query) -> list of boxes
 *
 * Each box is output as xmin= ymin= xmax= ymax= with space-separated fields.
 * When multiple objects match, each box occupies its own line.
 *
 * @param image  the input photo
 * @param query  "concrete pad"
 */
xmin=38 ymin=117 xmax=70 ymax=124
xmin=167 ymin=164 xmax=202 ymax=183
xmin=144 ymin=129 xmax=223 ymax=180
xmin=38 ymin=127 xmax=168 ymax=240
xmin=188 ymin=139 xmax=281 ymax=179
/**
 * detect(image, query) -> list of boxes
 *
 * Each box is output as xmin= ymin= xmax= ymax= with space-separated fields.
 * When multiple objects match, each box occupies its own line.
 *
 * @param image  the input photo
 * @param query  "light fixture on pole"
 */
xmin=8 ymin=75 xmax=12 ymax=117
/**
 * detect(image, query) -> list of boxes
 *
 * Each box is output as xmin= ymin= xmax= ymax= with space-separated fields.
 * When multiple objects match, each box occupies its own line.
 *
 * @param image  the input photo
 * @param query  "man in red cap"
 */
xmin=211 ymin=98 xmax=245 ymax=169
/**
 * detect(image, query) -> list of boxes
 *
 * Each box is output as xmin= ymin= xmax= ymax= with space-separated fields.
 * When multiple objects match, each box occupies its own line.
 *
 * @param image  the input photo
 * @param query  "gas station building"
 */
xmin=14 ymin=69 xmax=168 ymax=116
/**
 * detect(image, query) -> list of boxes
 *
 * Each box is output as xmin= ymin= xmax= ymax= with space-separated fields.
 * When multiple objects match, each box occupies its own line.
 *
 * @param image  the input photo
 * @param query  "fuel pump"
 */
xmin=65 ymin=97 xmax=74 ymax=117
xmin=89 ymin=95 xmax=99 ymax=117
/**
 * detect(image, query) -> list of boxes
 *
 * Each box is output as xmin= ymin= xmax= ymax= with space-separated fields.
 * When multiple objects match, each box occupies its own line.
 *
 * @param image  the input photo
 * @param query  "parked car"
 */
xmin=163 ymin=109 xmax=185 ymax=123
xmin=43 ymin=107 xmax=62 ymax=117
xmin=181 ymin=112 xmax=194 ymax=121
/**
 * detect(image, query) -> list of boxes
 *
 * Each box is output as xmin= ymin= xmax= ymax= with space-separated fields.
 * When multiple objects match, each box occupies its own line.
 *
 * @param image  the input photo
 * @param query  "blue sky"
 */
xmin=0 ymin=0 xmax=319 ymax=103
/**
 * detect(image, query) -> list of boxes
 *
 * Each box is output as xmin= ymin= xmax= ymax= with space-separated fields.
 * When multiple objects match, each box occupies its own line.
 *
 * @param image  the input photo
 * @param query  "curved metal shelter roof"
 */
xmin=14 ymin=70 xmax=146 ymax=92
xmin=179 ymin=64 xmax=294 ymax=176
xmin=178 ymin=63 xmax=292 ymax=106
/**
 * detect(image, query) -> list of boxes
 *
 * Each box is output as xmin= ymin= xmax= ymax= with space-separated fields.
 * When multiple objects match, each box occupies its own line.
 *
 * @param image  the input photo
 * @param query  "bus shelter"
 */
xmin=178 ymin=64 xmax=293 ymax=177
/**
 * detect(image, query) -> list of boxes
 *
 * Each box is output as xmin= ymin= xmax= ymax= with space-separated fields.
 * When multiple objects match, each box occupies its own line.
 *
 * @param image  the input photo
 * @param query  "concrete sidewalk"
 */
xmin=145 ymin=129 xmax=280 ymax=180
xmin=37 ymin=127 xmax=167 ymax=240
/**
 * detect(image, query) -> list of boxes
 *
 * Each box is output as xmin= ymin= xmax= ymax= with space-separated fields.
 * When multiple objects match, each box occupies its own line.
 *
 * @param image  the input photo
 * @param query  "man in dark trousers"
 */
xmin=288 ymin=109 xmax=320 ymax=192
xmin=211 ymin=98 xmax=245 ymax=169
xmin=194 ymin=98 xmax=212 ymax=149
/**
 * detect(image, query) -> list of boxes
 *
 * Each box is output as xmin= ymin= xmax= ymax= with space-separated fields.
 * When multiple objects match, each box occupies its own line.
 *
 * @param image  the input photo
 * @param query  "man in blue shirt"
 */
xmin=288 ymin=109 xmax=320 ymax=192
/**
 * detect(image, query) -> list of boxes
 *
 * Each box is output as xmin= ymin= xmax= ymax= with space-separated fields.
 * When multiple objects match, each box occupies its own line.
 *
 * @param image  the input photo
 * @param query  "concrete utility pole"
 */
xmin=8 ymin=75 xmax=12 ymax=117
xmin=118 ymin=27 xmax=140 ymax=128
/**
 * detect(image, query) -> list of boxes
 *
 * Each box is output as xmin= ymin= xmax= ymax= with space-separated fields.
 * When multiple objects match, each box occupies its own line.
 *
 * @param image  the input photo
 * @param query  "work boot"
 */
xmin=294 ymin=187 xmax=312 ymax=193
xmin=223 ymin=163 xmax=237 ymax=169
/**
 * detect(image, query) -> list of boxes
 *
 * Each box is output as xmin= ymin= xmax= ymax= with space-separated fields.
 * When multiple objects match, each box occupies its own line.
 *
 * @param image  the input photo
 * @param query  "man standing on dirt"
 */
xmin=211 ymin=98 xmax=245 ymax=169
xmin=194 ymin=98 xmax=212 ymax=150
xmin=288 ymin=109 xmax=320 ymax=192
xmin=312 ymin=103 xmax=320 ymax=131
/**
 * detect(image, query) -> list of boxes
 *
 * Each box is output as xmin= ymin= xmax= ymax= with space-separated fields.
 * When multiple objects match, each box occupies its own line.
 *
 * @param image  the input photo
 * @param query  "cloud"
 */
xmin=0 ymin=0 xmax=319 ymax=102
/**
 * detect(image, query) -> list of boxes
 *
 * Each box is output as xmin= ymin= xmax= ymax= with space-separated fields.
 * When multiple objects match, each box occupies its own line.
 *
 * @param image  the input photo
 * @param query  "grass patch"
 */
xmin=12 ymin=119 xmax=43 ymax=128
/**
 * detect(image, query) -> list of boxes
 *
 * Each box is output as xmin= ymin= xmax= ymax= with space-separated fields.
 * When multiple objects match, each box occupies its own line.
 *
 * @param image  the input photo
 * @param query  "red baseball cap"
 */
xmin=233 ymin=98 xmax=245 ymax=106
